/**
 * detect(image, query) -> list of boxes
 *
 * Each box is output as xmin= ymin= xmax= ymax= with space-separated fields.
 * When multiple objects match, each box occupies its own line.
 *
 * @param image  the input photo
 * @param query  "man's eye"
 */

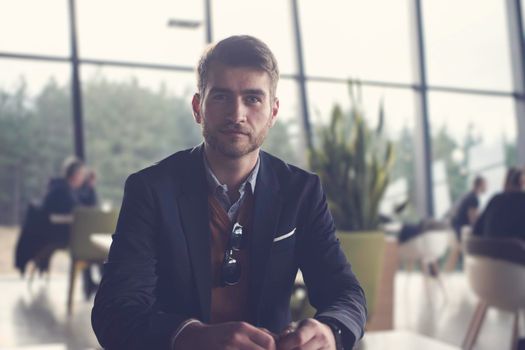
xmin=212 ymin=94 xmax=227 ymax=101
xmin=245 ymin=96 xmax=261 ymax=104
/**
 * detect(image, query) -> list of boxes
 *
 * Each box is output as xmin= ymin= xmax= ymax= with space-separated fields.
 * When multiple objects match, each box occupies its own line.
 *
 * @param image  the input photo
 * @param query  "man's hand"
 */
xmin=277 ymin=318 xmax=336 ymax=350
xmin=173 ymin=321 xmax=277 ymax=350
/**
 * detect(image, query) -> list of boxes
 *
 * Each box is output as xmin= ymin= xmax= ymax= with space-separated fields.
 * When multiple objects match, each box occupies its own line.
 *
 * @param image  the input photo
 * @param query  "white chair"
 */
xmin=399 ymin=229 xmax=452 ymax=272
xmin=462 ymin=236 xmax=525 ymax=350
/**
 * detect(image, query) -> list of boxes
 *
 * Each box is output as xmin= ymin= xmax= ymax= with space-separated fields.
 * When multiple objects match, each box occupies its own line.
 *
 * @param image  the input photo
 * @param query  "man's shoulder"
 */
xmin=458 ymin=191 xmax=477 ymax=207
xmin=260 ymin=151 xmax=320 ymax=191
xmin=490 ymin=191 xmax=525 ymax=207
xmin=126 ymin=146 xmax=197 ymax=185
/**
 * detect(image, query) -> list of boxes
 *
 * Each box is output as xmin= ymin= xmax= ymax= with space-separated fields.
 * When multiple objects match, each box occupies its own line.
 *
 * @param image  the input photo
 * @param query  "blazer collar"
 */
xmin=177 ymin=143 xmax=212 ymax=321
xmin=249 ymin=151 xmax=283 ymax=324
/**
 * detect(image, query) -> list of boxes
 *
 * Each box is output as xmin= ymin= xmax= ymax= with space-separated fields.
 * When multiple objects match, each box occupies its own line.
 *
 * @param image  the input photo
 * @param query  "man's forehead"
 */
xmin=205 ymin=63 xmax=271 ymax=88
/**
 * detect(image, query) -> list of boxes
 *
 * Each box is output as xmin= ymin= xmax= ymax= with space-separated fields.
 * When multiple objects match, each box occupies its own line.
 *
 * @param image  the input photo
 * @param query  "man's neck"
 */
xmin=204 ymin=144 xmax=259 ymax=192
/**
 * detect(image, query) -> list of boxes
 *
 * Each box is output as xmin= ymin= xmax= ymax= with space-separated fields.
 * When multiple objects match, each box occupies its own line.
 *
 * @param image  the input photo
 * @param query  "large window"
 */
xmin=299 ymin=0 xmax=414 ymax=83
xmin=0 ymin=0 xmax=69 ymax=56
xmin=423 ymin=0 xmax=513 ymax=91
xmin=0 ymin=0 xmax=522 ymax=224
xmin=429 ymin=92 xmax=517 ymax=216
xmin=0 ymin=60 xmax=73 ymax=224
xmin=77 ymin=0 xmax=205 ymax=66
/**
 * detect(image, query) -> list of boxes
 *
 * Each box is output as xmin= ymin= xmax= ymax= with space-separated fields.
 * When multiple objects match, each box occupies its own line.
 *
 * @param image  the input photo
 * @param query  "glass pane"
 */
xmin=212 ymin=0 xmax=297 ymax=75
xmin=299 ymin=0 xmax=414 ymax=83
xmin=81 ymin=66 xmax=200 ymax=206
xmin=0 ymin=0 xmax=69 ymax=56
xmin=77 ymin=0 xmax=205 ymax=66
xmin=423 ymin=0 xmax=513 ymax=91
xmin=307 ymin=81 xmax=418 ymax=219
xmin=429 ymin=92 xmax=517 ymax=217
xmin=0 ymin=60 xmax=73 ymax=225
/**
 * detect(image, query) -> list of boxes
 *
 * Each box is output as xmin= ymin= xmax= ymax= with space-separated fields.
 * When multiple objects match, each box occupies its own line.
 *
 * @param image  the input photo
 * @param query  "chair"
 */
xmin=398 ymin=229 xmax=452 ymax=277
xmin=67 ymin=206 xmax=118 ymax=314
xmin=462 ymin=236 xmax=525 ymax=350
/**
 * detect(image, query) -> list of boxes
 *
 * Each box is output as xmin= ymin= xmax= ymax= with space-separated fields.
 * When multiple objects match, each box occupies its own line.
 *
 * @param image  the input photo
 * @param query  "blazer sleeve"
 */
xmin=297 ymin=175 xmax=367 ymax=349
xmin=91 ymin=173 xmax=188 ymax=349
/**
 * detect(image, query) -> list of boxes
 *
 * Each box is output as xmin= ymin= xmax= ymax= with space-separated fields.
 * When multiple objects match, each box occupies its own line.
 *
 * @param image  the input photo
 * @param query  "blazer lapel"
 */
xmin=177 ymin=144 xmax=212 ymax=322
xmin=250 ymin=152 xmax=283 ymax=324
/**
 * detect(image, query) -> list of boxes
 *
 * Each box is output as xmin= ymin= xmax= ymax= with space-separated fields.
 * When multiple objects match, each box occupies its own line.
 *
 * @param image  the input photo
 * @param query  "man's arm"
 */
xmin=296 ymin=175 xmax=367 ymax=349
xmin=467 ymin=207 xmax=479 ymax=226
xmin=91 ymin=173 xmax=188 ymax=349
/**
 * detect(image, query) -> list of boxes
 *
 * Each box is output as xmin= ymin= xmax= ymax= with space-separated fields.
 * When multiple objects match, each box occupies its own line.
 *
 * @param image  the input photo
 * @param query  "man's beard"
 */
xmin=202 ymin=119 xmax=271 ymax=159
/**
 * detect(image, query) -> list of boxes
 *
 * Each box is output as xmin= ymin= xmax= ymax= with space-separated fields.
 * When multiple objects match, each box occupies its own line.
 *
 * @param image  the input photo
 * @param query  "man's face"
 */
xmin=479 ymin=180 xmax=487 ymax=194
xmin=192 ymin=62 xmax=279 ymax=159
xmin=69 ymin=166 xmax=86 ymax=189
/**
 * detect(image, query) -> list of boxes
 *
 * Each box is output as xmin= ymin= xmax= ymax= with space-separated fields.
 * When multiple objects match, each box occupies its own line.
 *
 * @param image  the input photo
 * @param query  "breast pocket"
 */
xmin=272 ymin=228 xmax=296 ymax=253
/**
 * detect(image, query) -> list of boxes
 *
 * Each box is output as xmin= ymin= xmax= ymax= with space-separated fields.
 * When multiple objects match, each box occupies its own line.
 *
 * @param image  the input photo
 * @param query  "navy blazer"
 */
xmin=92 ymin=144 xmax=367 ymax=349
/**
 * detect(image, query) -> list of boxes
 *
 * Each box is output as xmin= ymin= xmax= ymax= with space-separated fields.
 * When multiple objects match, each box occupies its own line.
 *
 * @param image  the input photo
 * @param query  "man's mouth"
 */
xmin=221 ymin=129 xmax=248 ymax=136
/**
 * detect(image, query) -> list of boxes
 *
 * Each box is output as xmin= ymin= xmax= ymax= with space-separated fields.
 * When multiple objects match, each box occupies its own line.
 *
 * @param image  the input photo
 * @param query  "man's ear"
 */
xmin=269 ymin=97 xmax=280 ymax=128
xmin=192 ymin=93 xmax=203 ymax=124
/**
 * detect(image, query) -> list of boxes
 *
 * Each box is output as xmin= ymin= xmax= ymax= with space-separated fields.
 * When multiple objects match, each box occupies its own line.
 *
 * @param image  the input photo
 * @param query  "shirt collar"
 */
xmin=203 ymin=152 xmax=260 ymax=195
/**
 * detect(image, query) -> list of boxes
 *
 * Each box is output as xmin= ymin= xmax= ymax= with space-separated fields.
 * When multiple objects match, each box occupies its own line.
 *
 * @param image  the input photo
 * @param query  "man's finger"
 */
xmin=259 ymin=327 xmax=279 ymax=340
xmin=236 ymin=322 xmax=276 ymax=349
xmin=277 ymin=322 xmax=316 ymax=349
xmin=278 ymin=322 xmax=298 ymax=338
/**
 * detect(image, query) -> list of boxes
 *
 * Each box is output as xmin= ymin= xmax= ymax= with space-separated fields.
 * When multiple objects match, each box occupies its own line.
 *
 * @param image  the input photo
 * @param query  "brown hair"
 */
xmin=61 ymin=156 xmax=84 ymax=180
xmin=504 ymin=167 xmax=523 ymax=192
xmin=473 ymin=175 xmax=485 ymax=190
xmin=196 ymin=35 xmax=279 ymax=99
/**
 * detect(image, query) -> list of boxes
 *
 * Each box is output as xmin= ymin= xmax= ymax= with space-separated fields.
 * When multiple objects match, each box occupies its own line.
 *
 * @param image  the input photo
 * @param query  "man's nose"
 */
xmin=228 ymin=98 xmax=247 ymax=123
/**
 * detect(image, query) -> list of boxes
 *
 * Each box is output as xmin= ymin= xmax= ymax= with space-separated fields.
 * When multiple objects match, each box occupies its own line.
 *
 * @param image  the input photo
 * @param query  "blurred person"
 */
xmin=503 ymin=166 xmax=524 ymax=192
xmin=43 ymin=157 xmax=86 ymax=245
xmin=473 ymin=167 xmax=525 ymax=240
xmin=473 ymin=168 xmax=525 ymax=349
xmin=15 ymin=157 xmax=85 ymax=275
xmin=92 ymin=35 xmax=366 ymax=350
xmin=451 ymin=176 xmax=487 ymax=241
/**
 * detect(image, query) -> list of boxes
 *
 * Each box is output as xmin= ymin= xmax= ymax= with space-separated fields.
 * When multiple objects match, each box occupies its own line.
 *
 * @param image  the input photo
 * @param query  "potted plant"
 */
xmin=298 ymin=82 xmax=396 ymax=328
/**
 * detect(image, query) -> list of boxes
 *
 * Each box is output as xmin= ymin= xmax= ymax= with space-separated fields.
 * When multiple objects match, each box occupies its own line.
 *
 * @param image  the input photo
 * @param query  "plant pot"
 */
xmin=337 ymin=230 xmax=386 ymax=321
xmin=291 ymin=230 xmax=396 ymax=329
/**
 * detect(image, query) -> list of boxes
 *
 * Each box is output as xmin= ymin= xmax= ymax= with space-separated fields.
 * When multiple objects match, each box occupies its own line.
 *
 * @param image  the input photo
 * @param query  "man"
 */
xmin=474 ymin=168 xmax=525 ymax=241
xmin=92 ymin=35 xmax=366 ymax=350
xmin=452 ymin=176 xmax=487 ymax=240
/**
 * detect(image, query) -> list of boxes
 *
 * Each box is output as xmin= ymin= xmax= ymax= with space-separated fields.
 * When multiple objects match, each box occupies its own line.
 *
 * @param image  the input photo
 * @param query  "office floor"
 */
xmin=0 ymin=226 xmax=521 ymax=350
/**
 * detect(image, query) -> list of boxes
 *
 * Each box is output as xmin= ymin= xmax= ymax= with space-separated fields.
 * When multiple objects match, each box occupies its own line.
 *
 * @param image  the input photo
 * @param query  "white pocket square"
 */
xmin=273 ymin=228 xmax=296 ymax=242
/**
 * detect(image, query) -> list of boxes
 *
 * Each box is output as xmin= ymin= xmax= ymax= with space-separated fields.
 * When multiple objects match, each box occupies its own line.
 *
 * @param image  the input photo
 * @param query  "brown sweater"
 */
xmin=208 ymin=190 xmax=254 ymax=324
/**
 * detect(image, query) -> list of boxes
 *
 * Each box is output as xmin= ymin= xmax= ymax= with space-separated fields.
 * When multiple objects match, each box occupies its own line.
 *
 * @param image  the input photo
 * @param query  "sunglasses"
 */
xmin=221 ymin=222 xmax=244 ymax=286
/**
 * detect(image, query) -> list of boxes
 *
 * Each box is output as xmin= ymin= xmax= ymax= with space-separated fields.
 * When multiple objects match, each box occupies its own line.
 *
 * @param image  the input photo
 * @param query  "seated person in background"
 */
xmin=451 ymin=176 xmax=487 ymax=240
xmin=44 ymin=159 xmax=102 ymax=298
xmin=43 ymin=157 xmax=86 ymax=247
xmin=503 ymin=166 xmax=523 ymax=192
xmin=15 ymin=158 xmax=85 ymax=275
xmin=473 ymin=167 xmax=525 ymax=241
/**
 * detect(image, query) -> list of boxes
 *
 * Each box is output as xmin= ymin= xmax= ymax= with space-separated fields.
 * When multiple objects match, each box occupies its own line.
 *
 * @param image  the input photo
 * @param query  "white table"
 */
xmin=90 ymin=233 xmax=113 ymax=253
xmin=356 ymin=330 xmax=460 ymax=350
